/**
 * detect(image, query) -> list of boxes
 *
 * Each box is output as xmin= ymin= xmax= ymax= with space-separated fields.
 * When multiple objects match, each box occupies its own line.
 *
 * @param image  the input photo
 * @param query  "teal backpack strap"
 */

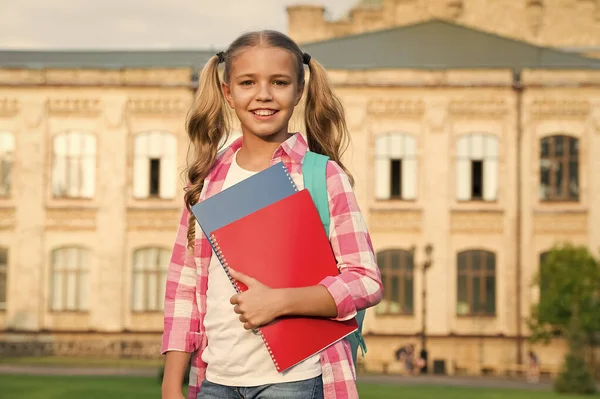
xmin=302 ymin=151 xmax=367 ymax=366
xmin=302 ymin=151 xmax=331 ymax=236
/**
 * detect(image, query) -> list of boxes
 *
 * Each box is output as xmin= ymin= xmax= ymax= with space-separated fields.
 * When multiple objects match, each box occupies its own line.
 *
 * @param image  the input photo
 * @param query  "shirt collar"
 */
xmin=217 ymin=132 xmax=308 ymax=167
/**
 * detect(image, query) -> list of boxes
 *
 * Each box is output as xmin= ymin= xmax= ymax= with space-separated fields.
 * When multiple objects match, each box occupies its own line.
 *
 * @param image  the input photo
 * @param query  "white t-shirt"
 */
xmin=201 ymin=149 xmax=321 ymax=386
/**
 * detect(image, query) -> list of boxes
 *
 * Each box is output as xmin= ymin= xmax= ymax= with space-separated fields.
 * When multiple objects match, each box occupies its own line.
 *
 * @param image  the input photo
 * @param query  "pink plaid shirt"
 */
xmin=162 ymin=133 xmax=383 ymax=399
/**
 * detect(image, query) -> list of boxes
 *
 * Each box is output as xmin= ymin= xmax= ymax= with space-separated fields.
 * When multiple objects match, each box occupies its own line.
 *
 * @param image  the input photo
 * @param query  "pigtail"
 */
xmin=184 ymin=54 xmax=231 ymax=249
xmin=304 ymin=58 xmax=354 ymax=186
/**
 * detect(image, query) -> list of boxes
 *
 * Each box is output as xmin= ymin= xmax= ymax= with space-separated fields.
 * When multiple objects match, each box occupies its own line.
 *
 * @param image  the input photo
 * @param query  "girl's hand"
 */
xmin=228 ymin=268 xmax=283 ymax=330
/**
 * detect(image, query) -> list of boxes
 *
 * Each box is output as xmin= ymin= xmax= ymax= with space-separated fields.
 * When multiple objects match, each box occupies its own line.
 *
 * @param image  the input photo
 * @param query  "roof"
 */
xmin=0 ymin=49 xmax=216 ymax=70
xmin=300 ymin=19 xmax=600 ymax=70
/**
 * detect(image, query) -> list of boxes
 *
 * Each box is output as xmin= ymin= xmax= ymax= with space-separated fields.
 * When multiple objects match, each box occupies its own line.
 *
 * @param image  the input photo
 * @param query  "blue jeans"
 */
xmin=197 ymin=376 xmax=324 ymax=399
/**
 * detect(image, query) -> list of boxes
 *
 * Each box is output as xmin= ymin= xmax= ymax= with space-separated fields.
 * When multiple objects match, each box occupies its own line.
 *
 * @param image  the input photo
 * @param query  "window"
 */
xmin=133 ymin=131 xmax=176 ymax=199
xmin=52 ymin=131 xmax=96 ymax=198
xmin=0 ymin=132 xmax=14 ymax=197
xmin=0 ymin=248 xmax=7 ymax=310
xmin=132 ymin=247 xmax=170 ymax=312
xmin=456 ymin=134 xmax=498 ymax=201
xmin=374 ymin=133 xmax=417 ymax=200
xmin=457 ymin=250 xmax=496 ymax=316
xmin=540 ymin=135 xmax=579 ymax=201
xmin=375 ymin=249 xmax=414 ymax=315
xmin=50 ymin=247 xmax=90 ymax=311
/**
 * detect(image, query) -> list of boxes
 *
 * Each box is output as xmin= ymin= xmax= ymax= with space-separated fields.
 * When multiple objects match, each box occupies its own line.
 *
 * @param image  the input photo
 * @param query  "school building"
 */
xmin=1 ymin=0 xmax=600 ymax=376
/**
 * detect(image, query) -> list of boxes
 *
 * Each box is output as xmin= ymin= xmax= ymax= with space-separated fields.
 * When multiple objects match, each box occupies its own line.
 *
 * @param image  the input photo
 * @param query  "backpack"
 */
xmin=302 ymin=150 xmax=367 ymax=367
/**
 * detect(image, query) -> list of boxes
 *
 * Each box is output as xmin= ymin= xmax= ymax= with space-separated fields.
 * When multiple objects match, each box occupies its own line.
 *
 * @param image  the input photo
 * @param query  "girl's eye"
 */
xmin=240 ymin=80 xmax=253 ymax=86
xmin=273 ymin=80 xmax=289 ymax=86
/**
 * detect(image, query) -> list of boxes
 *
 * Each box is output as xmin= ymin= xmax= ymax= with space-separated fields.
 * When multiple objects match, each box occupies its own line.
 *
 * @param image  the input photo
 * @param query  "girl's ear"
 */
xmin=222 ymin=82 xmax=235 ymax=109
xmin=295 ymin=79 xmax=305 ymax=106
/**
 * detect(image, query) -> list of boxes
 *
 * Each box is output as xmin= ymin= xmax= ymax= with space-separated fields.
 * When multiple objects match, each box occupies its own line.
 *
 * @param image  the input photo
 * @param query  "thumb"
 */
xmin=228 ymin=267 xmax=255 ymax=286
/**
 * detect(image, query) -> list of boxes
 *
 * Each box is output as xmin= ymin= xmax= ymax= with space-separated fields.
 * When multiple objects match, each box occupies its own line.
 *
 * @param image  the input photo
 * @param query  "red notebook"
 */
xmin=209 ymin=189 xmax=358 ymax=372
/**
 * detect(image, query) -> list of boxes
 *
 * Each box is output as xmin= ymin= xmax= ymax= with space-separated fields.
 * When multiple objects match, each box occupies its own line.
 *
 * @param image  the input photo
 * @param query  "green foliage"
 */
xmin=528 ymin=243 xmax=600 ymax=343
xmin=553 ymin=308 xmax=597 ymax=394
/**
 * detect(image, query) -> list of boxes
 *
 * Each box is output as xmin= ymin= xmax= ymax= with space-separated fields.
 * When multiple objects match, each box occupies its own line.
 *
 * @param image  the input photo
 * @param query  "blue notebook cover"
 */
xmin=191 ymin=162 xmax=298 ymax=239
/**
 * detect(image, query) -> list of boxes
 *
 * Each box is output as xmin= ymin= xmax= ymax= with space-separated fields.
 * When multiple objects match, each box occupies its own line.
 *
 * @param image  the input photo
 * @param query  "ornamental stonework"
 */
xmin=126 ymin=97 xmax=187 ymax=116
xmin=0 ymin=98 xmax=19 ymax=117
xmin=448 ymin=98 xmax=507 ymax=118
xmin=533 ymin=212 xmax=588 ymax=235
xmin=46 ymin=208 xmax=97 ymax=231
xmin=450 ymin=211 xmax=504 ymax=234
xmin=126 ymin=209 xmax=180 ymax=231
xmin=47 ymin=98 xmax=102 ymax=117
xmin=367 ymin=99 xmax=425 ymax=118
xmin=530 ymin=99 xmax=591 ymax=119
xmin=369 ymin=209 xmax=422 ymax=232
xmin=0 ymin=208 xmax=15 ymax=230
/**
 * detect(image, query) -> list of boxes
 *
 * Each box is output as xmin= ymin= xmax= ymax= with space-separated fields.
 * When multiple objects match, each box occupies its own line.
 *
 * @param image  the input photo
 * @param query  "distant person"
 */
xmin=160 ymin=30 xmax=383 ymax=399
xmin=527 ymin=350 xmax=540 ymax=383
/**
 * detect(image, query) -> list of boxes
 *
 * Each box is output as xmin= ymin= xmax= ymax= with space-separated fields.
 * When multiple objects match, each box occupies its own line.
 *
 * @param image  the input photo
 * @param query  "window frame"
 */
xmin=374 ymin=133 xmax=418 ymax=201
xmin=131 ymin=247 xmax=170 ymax=313
xmin=456 ymin=133 xmax=498 ymax=202
xmin=50 ymin=246 xmax=90 ymax=312
xmin=132 ymin=131 xmax=177 ymax=200
xmin=0 ymin=132 xmax=15 ymax=198
xmin=52 ymin=131 xmax=97 ymax=199
xmin=375 ymin=249 xmax=415 ymax=316
xmin=456 ymin=249 xmax=496 ymax=317
xmin=539 ymin=135 xmax=579 ymax=202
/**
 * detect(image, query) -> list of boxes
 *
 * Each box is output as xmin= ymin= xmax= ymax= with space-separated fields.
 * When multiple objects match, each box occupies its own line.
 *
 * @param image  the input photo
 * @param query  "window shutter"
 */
xmin=456 ymin=158 xmax=471 ymax=200
xmin=375 ymin=158 xmax=391 ymax=199
xmin=133 ymin=135 xmax=149 ymax=198
xmin=159 ymin=135 xmax=177 ymax=199
xmin=402 ymin=158 xmax=417 ymax=200
xmin=483 ymin=158 xmax=497 ymax=201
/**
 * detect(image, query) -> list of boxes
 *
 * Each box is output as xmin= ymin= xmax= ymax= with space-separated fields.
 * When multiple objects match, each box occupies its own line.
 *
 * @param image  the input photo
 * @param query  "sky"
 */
xmin=0 ymin=0 xmax=358 ymax=50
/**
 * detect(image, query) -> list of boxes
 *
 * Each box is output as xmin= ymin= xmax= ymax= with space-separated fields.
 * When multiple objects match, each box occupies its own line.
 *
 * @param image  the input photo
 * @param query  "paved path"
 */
xmin=357 ymin=374 xmax=554 ymax=391
xmin=0 ymin=365 xmax=561 ymax=390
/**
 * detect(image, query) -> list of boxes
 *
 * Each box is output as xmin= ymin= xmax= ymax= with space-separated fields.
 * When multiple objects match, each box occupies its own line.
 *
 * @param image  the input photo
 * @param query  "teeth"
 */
xmin=253 ymin=110 xmax=275 ymax=116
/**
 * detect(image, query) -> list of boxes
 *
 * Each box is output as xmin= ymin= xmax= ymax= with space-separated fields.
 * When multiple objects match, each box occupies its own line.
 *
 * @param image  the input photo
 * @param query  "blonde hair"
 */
xmin=184 ymin=30 xmax=352 ymax=249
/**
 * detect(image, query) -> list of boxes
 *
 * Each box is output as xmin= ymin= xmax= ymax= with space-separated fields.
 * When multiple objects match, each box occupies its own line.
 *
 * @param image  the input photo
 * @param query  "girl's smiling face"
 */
xmin=222 ymin=46 xmax=304 ymax=141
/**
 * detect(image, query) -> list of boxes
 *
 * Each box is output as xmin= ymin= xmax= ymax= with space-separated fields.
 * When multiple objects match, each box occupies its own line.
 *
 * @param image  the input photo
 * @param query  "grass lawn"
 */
xmin=0 ymin=356 xmax=162 ymax=368
xmin=0 ymin=374 xmax=597 ymax=399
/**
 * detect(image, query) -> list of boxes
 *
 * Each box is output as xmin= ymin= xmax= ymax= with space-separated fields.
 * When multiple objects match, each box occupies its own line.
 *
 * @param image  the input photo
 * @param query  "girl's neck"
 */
xmin=236 ymin=130 xmax=291 ymax=172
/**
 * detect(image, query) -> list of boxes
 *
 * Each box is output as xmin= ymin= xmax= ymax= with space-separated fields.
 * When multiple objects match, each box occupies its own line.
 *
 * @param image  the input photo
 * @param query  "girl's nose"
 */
xmin=255 ymin=82 xmax=273 ymax=101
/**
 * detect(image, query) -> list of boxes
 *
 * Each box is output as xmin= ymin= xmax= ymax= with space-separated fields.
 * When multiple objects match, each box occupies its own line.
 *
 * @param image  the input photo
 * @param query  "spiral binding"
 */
xmin=209 ymin=233 xmax=281 ymax=372
xmin=280 ymin=163 xmax=299 ymax=192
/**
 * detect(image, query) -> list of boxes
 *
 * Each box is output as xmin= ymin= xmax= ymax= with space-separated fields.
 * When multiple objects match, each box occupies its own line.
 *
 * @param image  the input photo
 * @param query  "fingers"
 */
xmin=228 ymin=267 xmax=256 ymax=287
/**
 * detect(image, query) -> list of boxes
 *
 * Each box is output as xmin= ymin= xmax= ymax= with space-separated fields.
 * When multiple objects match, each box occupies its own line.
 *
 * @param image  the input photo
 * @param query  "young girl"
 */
xmin=161 ymin=30 xmax=383 ymax=399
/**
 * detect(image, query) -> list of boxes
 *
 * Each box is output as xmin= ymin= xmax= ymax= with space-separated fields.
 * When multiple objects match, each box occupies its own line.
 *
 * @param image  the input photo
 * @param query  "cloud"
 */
xmin=0 ymin=0 xmax=357 ymax=49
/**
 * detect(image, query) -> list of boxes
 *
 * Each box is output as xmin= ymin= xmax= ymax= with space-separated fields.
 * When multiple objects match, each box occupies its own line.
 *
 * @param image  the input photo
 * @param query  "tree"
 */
xmin=528 ymin=243 xmax=600 ymax=392
xmin=553 ymin=304 xmax=596 ymax=394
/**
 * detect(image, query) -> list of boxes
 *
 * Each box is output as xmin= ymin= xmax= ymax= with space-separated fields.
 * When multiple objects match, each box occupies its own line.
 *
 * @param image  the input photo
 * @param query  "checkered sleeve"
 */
xmin=161 ymin=206 xmax=202 ymax=354
xmin=319 ymin=161 xmax=383 ymax=321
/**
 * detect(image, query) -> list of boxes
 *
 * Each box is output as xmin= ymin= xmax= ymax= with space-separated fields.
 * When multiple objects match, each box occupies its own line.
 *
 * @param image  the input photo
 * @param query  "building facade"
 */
xmin=2 ymin=1 xmax=600 ymax=376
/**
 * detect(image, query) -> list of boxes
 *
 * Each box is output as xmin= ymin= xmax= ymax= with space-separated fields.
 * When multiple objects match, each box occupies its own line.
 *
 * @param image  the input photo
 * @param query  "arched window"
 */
xmin=375 ymin=249 xmax=414 ymax=315
xmin=540 ymin=135 xmax=578 ymax=201
xmin=131 ymin=247 xmax=170 ymax=312
xmin=50 ymin=247 xmax=90 ymax=311
xmin=52 ymin=131 xmax=96 ymax=198
xmin=0 ymin=247 xmax=7 ymax=310
xmin=0 ymin=131 xmax=14 ymax=197
xmin=456 ymin=250 xmax=496 ymax=316
xmin=456 ymin=134 xmax=498 ymax=201
xmin=133 ymin=131 xmax=177 ymax=199
xmin=374 ymin=133 xmax=417 ymax=200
